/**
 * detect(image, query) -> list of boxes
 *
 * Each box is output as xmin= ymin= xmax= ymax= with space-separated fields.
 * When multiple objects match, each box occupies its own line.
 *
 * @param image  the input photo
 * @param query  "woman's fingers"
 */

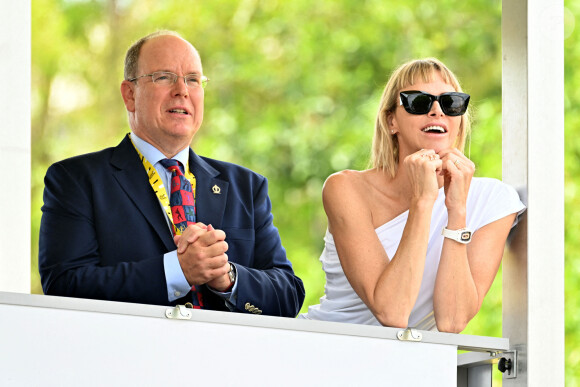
xmin=438 ymin=149 xmax=475 ymax=172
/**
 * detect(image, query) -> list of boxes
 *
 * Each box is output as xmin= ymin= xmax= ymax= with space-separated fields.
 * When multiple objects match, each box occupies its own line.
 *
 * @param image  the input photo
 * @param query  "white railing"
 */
xmin=0 ymin=292 xmax=508 ymax=387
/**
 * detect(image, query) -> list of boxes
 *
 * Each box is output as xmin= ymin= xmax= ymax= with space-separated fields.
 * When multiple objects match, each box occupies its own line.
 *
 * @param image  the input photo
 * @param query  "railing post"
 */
xmin=0 ymin=1 xmax=31 ymax=293
xmin=502 ymin=0 xmax=564 ymax=385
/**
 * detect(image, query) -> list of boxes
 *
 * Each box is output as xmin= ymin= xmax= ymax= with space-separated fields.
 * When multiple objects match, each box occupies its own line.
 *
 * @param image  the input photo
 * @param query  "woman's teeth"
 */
xmin=422 ymin=126 xmax=445 ymax=133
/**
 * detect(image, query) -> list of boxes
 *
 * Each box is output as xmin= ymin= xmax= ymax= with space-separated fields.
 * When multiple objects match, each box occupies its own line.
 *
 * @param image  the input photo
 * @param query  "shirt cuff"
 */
xmin=163 ymin=250 xmax=191 ymax=302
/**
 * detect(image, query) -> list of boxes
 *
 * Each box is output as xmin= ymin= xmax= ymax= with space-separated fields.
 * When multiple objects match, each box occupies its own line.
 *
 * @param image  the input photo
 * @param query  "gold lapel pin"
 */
xmin=212 ymin=185 xmax=221 ymax=194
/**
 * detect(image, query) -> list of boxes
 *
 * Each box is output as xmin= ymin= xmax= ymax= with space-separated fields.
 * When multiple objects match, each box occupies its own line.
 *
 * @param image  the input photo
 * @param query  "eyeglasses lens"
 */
xmin=440 ymin=95 xmax=465 ymax=116
xmin=408 ymin=94 xmax=432 ymax=114
xmin=151 ymin=72 xmax=207 ymax=89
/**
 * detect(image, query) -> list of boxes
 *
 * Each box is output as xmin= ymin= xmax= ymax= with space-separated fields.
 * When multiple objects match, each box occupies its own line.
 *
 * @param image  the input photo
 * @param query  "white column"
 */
xmin=0 ymin=1 xmax=31 ymax=293
xmin=502 ymin=0 xmax=565 ymax=385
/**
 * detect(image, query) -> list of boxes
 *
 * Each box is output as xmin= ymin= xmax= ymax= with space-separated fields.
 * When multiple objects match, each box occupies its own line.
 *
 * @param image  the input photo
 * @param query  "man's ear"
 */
xmin=120 ymin=80 xmax=136 ymax=112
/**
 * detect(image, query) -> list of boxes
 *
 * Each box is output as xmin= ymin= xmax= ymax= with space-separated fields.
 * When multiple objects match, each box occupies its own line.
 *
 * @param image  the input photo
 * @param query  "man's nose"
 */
xmin=172 ymin=76 xmax=189 ymax=97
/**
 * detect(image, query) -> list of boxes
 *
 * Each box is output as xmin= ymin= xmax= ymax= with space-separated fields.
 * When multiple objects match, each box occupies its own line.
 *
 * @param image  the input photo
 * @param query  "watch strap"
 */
xmin=227 ymin=263 xmax=236 ymax=285
xmin=441 ymin=227 xmax=472 ymax=244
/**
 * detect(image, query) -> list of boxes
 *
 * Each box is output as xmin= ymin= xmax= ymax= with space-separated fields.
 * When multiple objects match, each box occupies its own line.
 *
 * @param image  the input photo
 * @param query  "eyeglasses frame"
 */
xmin=128 ymin=71 xmax=209 ymax=89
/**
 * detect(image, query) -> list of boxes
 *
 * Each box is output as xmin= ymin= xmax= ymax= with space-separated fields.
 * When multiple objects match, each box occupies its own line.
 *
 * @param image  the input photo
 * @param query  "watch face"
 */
xmin=460 ymin=232 xmax=471 ymax=241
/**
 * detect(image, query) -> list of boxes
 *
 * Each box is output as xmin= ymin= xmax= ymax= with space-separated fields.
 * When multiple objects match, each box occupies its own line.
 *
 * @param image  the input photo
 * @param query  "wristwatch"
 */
xmin=227 ymin=263 xmax=236 ymax=285
xmin=441 ymin=227 xmax=472 ymax=244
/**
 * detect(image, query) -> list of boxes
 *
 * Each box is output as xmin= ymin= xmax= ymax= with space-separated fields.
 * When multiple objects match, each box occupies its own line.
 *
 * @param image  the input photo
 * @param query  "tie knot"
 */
xmin=160 ymin=159 xmax=185 ymax=176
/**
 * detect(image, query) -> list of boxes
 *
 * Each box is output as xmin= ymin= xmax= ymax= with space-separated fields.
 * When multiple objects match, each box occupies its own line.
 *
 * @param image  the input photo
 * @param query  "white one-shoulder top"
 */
xmin=300 ymin=177 xmax=526 ymax=331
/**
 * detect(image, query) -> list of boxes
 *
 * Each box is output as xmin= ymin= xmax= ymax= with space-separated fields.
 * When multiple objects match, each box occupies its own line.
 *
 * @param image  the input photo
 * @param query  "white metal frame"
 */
xmin=0 ymin=292 xmax=508 ymax=386
xmin=502 ymin=0 xmax=565 ymax=385
xmin=0 ymin=1 xmax=31 ymax=293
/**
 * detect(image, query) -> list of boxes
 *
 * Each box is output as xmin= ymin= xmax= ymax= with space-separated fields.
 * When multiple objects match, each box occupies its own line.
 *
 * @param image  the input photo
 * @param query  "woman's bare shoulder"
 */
xmin=323 ymin=169 xmax=378 ymax=204
xmin=324 ymin=169 xmax=373 ymax=188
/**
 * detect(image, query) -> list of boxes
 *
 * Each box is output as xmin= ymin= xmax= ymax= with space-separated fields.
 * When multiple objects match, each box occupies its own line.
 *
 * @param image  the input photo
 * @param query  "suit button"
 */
xmin=245 ymin=302 xmax=262 ymax=314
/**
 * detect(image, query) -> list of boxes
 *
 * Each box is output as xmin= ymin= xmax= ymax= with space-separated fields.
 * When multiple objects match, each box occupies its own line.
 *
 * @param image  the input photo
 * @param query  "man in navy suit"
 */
xmin=39 ymin=31 xmax=305 ymax=317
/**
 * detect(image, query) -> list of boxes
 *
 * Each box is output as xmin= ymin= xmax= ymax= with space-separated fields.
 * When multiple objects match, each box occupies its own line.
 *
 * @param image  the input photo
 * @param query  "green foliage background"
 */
xmin=30 ymin=0 xmax=578 ymax=383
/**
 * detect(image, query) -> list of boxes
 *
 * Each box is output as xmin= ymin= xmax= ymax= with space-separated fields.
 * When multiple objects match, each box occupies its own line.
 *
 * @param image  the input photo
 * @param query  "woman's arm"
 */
xmin=433 ymin=148 xmax=515 ymax=332
xmin=433 ymin=213 xmax=516 ymax=332
xmin=325 ymin=151 xmax=441 ymax=327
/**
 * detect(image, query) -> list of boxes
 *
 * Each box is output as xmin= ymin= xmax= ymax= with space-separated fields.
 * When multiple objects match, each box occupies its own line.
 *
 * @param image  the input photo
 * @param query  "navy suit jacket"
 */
xmin=39 ymin=135 xmax=305 ymax=317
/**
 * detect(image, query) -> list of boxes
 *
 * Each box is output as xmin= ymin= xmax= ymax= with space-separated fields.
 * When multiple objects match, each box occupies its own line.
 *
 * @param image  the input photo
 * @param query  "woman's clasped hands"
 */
xmin=404 ymin=148 xmax=475 ymax=211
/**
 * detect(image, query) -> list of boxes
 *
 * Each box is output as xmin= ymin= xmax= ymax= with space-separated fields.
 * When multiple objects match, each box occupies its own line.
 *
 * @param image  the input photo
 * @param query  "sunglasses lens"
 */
xmin=407 ymin=94 xmax=433 ymax=114
xmin=440 ymin=93 xmax=469 ymax=116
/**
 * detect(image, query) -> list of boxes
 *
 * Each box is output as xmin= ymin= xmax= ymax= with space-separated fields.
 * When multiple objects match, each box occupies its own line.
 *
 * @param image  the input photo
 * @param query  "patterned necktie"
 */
xmin=159 ymin=159 xmax=196 ymax=235
xmin=159 ymin=159 xmax=203 ymax=308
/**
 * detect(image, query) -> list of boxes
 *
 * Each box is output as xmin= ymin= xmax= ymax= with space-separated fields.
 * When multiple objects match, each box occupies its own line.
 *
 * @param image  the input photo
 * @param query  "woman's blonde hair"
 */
xmin=371 ymin=58 xmax=471 ymax=177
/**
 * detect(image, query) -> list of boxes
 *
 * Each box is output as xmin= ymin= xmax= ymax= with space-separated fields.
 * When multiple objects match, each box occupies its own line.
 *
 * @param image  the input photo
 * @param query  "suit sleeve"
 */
xmin=39 ymin=162 xmax=171 ymax=306
xmin=229 ymin=177 xmax=305 ymax=317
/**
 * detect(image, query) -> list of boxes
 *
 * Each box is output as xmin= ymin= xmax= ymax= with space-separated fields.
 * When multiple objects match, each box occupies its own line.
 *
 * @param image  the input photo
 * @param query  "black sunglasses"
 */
xmin=399 ymin=90 xmax=470 ymax=116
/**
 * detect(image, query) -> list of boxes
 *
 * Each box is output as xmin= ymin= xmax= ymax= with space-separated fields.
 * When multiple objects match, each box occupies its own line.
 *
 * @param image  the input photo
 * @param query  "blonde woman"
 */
xmin=301 ymin=58 xmax=525 ymax=332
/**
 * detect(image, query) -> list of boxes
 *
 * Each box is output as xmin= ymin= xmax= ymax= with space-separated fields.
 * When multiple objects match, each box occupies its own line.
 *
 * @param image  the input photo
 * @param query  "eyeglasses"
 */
xmin=128 ymin=71 xmax=209 ymax=89
xmin=399 ymin=90 xmax=470 ymax=116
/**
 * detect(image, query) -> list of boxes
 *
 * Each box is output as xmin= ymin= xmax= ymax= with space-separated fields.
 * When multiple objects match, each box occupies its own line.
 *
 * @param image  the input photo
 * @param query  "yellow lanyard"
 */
xmin=131 ymin=139 xmax=196 ymax=235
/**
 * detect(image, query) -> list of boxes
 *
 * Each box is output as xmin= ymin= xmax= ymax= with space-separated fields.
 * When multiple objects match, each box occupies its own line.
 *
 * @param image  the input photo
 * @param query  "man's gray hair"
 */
xmin=124 ymin=30 xmax=183 ymax=80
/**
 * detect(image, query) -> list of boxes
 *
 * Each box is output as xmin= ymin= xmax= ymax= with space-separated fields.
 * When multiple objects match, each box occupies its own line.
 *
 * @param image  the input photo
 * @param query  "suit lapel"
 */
xmin=188 ymin=150 xmax=229 ymax=229
xmin=110 ymin=135 xmax=175 ymax=251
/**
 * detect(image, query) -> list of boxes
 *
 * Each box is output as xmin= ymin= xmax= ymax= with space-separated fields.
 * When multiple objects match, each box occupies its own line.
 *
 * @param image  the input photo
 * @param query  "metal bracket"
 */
xmin=397 ymin=328 xmax=422 ymax=342
xmin=165 ymin=305 xmax=192 ymax=320
xmin=498 ymin=350 xmax=517 ymax=379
